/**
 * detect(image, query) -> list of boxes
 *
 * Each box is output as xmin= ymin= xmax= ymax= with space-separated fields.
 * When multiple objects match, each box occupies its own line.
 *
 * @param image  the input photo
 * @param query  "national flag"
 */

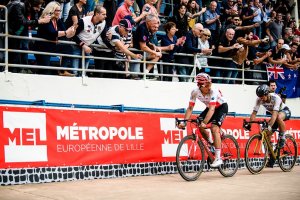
xmin=266 ymin=63 xmax=284 ymax=80
xmin=267 ymin=64 xmax=299 ymax=98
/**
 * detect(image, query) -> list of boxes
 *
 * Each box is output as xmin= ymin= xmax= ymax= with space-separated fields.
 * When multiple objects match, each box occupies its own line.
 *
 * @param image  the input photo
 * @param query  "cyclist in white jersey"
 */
xmin=246 ymin=84 xmax=291 ymax=149
xmin=177 ymin=73 xmax=228 ymax=167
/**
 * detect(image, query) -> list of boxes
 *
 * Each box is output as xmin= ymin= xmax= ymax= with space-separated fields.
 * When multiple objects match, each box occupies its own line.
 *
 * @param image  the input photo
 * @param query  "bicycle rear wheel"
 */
xmin=278 ymin=135 xmax=298 ymax=172
xmin=244 ymin=134 xmax=268 ymax=174
xmin=218 ymin=134 xmax=240 ymax=177
xmin=176 ymin=134 xmax=205 ymax=181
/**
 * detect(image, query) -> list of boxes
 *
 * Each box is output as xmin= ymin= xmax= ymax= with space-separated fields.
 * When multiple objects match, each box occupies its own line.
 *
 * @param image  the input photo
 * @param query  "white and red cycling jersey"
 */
xmin=189 ymin=87 xmax=227 ymax=108
xmin=253 ymin=93 xmax=287 ymax=112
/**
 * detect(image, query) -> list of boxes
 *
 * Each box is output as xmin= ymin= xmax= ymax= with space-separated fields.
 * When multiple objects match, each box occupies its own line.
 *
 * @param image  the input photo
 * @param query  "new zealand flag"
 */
xmin=266 ymin=63 xmax=299 ymax=98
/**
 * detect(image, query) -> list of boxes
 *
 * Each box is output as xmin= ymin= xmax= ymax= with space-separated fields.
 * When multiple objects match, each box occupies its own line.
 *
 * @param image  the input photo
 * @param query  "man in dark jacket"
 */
xmin=6 ymin=0 xmax=50 ymax=71
xmin=177 ymin=23 xmax=212 ymax=82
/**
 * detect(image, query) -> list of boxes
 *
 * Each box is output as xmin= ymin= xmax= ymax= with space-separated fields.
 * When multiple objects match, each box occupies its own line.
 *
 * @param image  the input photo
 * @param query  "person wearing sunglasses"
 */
xmin=177 ymin=72 xmax=228 ymax=168
xmin=197 ymin=28 xmax=213 ymax=73
xmin=245 ymin=84 xmax=291 ymax=167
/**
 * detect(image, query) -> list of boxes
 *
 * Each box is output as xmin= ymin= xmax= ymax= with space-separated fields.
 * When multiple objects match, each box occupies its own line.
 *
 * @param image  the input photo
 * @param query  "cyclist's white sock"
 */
xmin=215 ymin=148 xmax=221 ymax=159
xmin=208 ymin=134 xmax=213 ymax=144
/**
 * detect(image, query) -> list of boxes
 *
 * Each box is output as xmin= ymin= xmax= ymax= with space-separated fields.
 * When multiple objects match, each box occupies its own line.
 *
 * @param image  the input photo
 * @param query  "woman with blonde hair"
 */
xmin=34 ymin=1 xmax=76 ymax=75
xmin=197 ymin=28 xmax=213 ymax=73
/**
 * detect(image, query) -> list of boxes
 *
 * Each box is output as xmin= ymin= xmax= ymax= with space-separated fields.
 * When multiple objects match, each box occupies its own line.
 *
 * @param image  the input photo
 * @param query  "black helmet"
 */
xmin=256 ymin=84 xmax=270 ymax=97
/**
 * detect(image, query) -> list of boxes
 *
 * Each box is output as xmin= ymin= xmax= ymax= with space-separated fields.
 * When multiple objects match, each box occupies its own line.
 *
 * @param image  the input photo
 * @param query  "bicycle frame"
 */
xmin=244 ymin=119 xmax=279 ymax=160
xmin=259 ymin=129 xmax=278 ymax=160
xmin=195 ymin=128 xmax=215 ymax=161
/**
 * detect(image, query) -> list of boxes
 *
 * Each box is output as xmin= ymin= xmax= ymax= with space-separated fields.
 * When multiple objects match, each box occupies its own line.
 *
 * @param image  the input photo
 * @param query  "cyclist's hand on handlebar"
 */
xmin=177 ymin=121 xmax=187 ymax=129
xmin=244 ymin=123 xmax=251 ymax=131
xmin=200 ymin=122 xmax=206 ymax=128
xmin=266 ymin=125 xmax=272 ymax=132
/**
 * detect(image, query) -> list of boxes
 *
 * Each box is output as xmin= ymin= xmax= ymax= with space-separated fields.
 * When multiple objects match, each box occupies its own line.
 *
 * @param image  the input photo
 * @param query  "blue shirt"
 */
xmin=203 ymin=9 xmax=218 ymax=30
xmin=160 ymin=34 xmax=182 ymax=61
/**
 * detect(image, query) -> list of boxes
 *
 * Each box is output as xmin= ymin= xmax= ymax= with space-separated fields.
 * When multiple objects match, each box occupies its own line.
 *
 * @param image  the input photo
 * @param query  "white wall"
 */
xmin=0 ymin=72 xmax=299 ymax=116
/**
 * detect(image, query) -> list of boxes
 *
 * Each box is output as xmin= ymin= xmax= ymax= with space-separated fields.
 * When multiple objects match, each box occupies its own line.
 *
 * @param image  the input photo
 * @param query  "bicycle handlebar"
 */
xmin=175 ymin=117 xmax=203 ymax=130
xmin=243 ymin=119 xmax=268 ymax=131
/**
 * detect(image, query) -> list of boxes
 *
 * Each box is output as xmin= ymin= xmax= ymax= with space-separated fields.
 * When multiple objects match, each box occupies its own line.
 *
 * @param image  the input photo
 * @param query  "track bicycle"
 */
xmin=243 ymin=119 xmax=298 ymax=174
xmin=175 ymin=118 xmax=240 ymax=181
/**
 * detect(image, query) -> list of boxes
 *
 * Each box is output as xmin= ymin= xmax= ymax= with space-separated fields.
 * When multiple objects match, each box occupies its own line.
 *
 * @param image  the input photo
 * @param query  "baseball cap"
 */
xmin=282 ymin=44 xmax=291 ymax=50
xmin=119 ymin=19 xmax=133 ymax=31
xmin=123 ymin=15 xmax=136 ymax=26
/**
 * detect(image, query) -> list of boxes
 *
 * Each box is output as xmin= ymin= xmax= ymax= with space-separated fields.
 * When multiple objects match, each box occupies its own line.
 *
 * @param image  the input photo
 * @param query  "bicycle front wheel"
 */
xmin=176 ymin=135 xmax=205 ymax=181
xmin=218 ymin=134 xmax=240 ymax=177
xmin=278 ymin=134 xmax=298 ymax=172
xmin=245 ymin=134 xmax=268 ymax=174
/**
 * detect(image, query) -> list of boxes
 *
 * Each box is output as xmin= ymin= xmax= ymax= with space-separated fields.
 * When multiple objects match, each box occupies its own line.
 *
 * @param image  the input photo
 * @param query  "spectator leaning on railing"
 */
xmin=100 ymin=19 xmax=143 ymax=79
xmin=133 ymin=14 xmax=162 ymax=75
xmin=72 ymin=5 xmax=107 ymax=76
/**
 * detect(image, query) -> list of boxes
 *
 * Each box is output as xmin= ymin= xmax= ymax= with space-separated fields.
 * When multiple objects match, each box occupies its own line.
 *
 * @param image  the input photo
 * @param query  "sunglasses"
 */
xmin=203 ymin=34 xmax=210 ymax=38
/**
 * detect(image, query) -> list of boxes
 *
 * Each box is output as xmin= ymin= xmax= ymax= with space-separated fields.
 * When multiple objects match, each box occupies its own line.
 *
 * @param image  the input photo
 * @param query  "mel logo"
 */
xmin=3 ymin=111 xmax=47 ymax=162
xmin=160 ymin=118 xmax=186 ymax=157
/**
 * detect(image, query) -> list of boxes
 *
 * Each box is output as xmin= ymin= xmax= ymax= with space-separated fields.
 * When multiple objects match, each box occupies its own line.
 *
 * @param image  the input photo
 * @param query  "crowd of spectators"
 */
xmin=1 ymin=0 xmax=300 ymax=83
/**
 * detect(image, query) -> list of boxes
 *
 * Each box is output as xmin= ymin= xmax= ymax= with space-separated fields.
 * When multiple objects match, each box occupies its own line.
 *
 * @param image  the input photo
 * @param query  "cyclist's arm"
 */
xmin=203 ymin=105 xmax=215 ymax=124
xmin=250 ymin=110 xmax=257 ymax=121
xmin=269 ymin=110 xmax=278 ymax=127
xmin=184 ymin=104 xmax=194 ymax=120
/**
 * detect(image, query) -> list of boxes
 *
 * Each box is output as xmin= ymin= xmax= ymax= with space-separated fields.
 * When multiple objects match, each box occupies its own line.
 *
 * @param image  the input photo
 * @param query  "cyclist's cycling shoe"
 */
xmin=210 ymin=158 xmax=223 ymax=168
xmin=266 ymin=157 xmax=275 ymax=168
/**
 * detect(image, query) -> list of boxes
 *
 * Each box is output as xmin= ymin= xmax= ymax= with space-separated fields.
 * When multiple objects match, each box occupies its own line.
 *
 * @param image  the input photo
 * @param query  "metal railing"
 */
xmin=0 ymin=5 xmax=268 ymax=85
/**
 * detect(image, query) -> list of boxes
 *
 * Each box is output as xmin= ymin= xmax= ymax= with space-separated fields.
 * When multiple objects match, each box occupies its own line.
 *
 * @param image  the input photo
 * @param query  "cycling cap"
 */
xmin=196 ymin=73 xmax=211 ymax=85
xmin=256 ymin=84 xmax=270 ymax=97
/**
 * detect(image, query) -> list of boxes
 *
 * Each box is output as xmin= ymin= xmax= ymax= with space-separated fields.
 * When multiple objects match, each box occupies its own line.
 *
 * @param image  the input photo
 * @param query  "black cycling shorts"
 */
xmin=199 ymin=103 xmax=228 ymax=127
xmin=280 ymin=107 xmax=291 ymax=121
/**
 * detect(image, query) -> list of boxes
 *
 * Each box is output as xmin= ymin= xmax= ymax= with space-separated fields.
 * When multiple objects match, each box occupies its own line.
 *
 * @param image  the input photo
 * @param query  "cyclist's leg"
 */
xmin=277 ymin=108 xmax=290 ymax=148
xmin=198 ymin=108 xmax=213 ymax=143
xmin=210 ymin=103 xmax=228 ymax=167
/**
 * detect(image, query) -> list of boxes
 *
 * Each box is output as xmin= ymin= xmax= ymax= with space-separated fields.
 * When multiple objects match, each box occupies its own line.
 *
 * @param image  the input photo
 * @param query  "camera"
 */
xmin=278 ymin=86 xmax=286 ymax=95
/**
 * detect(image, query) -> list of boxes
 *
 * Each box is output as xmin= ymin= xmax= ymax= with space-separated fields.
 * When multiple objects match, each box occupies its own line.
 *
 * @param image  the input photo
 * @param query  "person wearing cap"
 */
xmin=98 ymin=18 xmax=143 ymax=79
xmin=112 ymin=0 xmax=149 ymax=26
